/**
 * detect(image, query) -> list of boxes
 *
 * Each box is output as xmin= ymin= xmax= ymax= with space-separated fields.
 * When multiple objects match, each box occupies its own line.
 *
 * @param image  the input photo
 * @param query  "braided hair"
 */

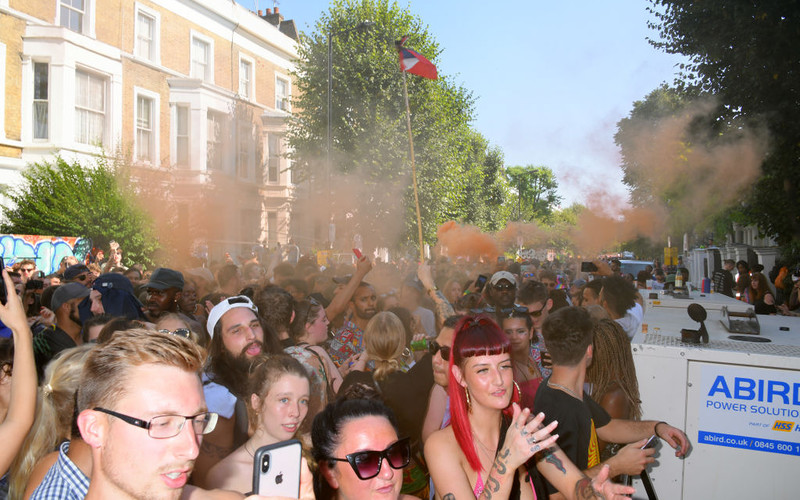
xmin=586 ymin=319 xmax=641 ymax=420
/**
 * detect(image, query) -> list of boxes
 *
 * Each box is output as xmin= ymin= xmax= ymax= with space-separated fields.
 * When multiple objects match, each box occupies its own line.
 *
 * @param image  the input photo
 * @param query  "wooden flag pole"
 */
xmin=401 ymin=69 xmax=425 ymax=263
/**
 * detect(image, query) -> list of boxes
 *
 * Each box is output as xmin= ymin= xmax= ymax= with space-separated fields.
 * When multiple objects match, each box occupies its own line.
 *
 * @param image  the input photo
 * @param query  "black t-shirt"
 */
xmin=534 ymin=378 xmax=611 ymax=495
xmin=712 ymin=269 xmax=734 ymax=297
xmin=339 ymin=354 xmax=433 ymax=443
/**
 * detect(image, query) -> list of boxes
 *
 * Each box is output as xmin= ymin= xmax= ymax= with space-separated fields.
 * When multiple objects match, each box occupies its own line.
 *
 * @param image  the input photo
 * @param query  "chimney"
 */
xmin=274 ymin=7 xmax=279 ymax=14
xmin=265 ymin=8 xmax=272 ymax=15
xmin=261 ymin=7 xmax=284 ymax=27
xmin=257 ymin=10 xmax=262 ymax=16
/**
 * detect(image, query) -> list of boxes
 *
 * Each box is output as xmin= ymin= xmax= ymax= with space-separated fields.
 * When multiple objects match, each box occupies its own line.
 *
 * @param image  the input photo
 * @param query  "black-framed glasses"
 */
xmin=328 ymin=437 xmax=411 ymax=480
xmin=158 ymin=328 xmax=192 ymax=339
xmin=428 ymin=340 xmax=451 ymax=361
xmin=93 ymin=407 xmax=218 ymax=439
xmin=528 ymin=302 xmax=548 ymax=318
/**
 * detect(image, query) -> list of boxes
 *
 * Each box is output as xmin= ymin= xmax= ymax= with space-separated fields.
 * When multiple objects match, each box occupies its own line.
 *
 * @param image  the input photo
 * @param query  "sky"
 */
xmin=236 ymin=0 xmax=689 ymax=208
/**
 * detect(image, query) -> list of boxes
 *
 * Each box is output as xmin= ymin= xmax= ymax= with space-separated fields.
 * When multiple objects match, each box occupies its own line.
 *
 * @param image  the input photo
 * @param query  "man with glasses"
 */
xmin=75 ymin=329 xmax=215 ymax=499
xmin=517 ymin=280 xmax=553 ymax=377
xmin=485 ymin=271 xmax=518 ymax=310
xmin=14 ymin=259 xmax=37 ymax=284
xmin=64 ymin=264 xmax=95 ymax=288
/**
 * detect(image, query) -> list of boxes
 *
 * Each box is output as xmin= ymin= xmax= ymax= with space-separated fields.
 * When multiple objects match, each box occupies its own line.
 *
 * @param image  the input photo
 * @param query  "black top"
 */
xmin=339 ymin=353 xmax=433 ymax=444
xmin=712 ymin=269 xmax=735 ymax=297
xmin=534 ymin=378 xmax=611 ymax=495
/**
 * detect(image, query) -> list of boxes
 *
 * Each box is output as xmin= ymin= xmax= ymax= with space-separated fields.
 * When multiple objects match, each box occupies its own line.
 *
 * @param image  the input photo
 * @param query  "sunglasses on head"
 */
xmin=428 ymin=340 xmax=451 ymax=361
xmin=158 ymin=328 xmax=192 ymax=339
xmin=328 ymin=437 xmax=411 ymax=480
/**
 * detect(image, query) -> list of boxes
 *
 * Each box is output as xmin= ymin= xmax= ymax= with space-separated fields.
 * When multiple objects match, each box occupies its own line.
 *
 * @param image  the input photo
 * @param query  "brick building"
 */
xmin=0 ymin=0 xmax=298 ymax=259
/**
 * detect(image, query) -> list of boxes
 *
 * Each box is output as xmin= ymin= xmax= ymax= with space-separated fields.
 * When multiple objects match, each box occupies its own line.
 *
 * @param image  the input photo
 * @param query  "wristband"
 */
xmin=654 ymin=421 xmax=667 ymax=437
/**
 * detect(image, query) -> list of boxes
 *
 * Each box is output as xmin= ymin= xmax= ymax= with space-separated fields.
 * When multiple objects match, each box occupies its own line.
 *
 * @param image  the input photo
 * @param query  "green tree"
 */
xmin=505 ymin=165 xmax=562 ymax=222
xmin=649 ymin=0 xmax=800 ymax=256
xmin=288 ymin=0 xmax=498 ymax=249
xmin=1 ymin=157 xmax=159 ymax=266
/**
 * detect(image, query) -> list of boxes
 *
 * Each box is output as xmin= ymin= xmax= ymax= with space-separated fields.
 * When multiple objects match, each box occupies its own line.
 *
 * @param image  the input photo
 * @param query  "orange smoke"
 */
xmin=436 ymin=221 xmax=500 ymax=260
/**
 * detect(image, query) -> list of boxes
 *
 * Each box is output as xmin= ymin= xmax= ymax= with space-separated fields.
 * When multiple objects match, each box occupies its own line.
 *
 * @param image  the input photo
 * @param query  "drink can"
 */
xmin=410 ymin=339 xmax=429 ymax=351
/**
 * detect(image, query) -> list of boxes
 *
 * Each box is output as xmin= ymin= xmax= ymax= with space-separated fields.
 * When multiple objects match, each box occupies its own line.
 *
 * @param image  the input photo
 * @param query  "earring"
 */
xmin=513 ymin=380 xmax=522 ymax=401
xmin=465 ymin=387 xmax=472 ymax=411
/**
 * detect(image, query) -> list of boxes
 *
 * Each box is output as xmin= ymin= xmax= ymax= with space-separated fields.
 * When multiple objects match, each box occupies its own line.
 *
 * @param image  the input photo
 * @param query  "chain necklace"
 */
xmin=244 ymin=440 xmax=255 ymax=458
xmin=547 ymin=381 xmax=581 ymax=399
xmin=473 ymin=433 xmax=497 ymax=459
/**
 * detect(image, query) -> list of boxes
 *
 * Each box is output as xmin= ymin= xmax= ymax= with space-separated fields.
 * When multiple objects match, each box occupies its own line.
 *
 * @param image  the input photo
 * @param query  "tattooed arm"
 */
xmin=535 ymin=447 xmax=634 ymax=500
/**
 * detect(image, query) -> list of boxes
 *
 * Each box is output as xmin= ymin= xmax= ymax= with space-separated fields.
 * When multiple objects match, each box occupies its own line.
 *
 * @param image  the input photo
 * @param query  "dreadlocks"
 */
xmin=586 ymin=319 xmax=642 ymax=420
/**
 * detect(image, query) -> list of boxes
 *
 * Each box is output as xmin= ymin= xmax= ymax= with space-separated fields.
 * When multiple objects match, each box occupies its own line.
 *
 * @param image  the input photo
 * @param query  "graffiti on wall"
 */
xmin=0 ymin=234 xmax=92 ymax=275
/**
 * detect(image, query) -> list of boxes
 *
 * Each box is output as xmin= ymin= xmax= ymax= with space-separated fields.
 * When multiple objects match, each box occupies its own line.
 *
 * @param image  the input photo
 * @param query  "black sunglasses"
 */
xmin=528 ymin=302 xmax=548 ymax=318
xmin=493 ymin=283 xmax=515 ymax=291
xmin=328 ymin=437 xmax=411 ymax=480
xmin=428 ymin=340 xmax=451 ymax=361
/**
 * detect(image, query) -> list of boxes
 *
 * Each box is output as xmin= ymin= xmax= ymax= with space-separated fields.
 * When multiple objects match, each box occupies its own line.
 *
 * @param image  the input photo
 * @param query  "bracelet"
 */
xmin=654 ymin=421 xmax=667 ymax=437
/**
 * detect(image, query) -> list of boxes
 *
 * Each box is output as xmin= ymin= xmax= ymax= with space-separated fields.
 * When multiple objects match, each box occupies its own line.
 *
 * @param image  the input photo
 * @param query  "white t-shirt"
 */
xmin=615 ymin=302 xmax=644 ymax=340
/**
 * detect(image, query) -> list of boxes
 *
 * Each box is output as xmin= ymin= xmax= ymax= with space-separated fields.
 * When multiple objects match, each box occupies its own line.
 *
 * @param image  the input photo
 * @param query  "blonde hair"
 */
xmin=77 ymin=328 xmax=206 ymax=412
xmin=247 ymin=354 xmax=314 ymax=431
xmin=8 ymin=345 xmax=94 ymax=499
xmin=155 ymin=313 xmax=201 ymax=344
xmin=363 ymin=312 xmax=406 ymax=382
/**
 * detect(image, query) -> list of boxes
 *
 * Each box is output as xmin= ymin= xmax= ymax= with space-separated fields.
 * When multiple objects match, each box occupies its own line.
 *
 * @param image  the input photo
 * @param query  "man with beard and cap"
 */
xmin=144 ymin=268 xmax=183 ymax=321
xmin=485 ymin=270 xmax=518 ymax=310
xmin=193 ymin=295 xmax=281 ymax=487
xmin=32 ymin=283 xmax=89 ymax=378
xmin=326 ymin=281 xmax=377 ymax=368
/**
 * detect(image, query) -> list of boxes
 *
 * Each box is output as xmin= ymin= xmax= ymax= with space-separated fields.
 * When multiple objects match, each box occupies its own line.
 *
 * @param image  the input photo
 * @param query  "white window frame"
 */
xmin=133 ymin=87 xmax=160 ymax=166
xmin=32 ymin=61 xmax=49 ymax=140
xmin=275 ymin=74 xmax=290 ymax=111
xmin=74 ymin=67 xmax=108 ymax=146
xmin=173 ymin=103 xmax=190 ymax=168
xmin=238 ymin=53 xmax=255 ymax=101
xmin=236 ymin=119 xmax=254 ymax=178
xmin=190 ymin=31 xmax=214 ymax=84
xmin=134 ymin=3 xmax=160 ymax=65
xmin=56 ymin=0 xmax=96 ymax=38
xmin=207 ymin=110 xmax=226 ymax=171
xmin=267 ymin=133 xmax=281 ymax=183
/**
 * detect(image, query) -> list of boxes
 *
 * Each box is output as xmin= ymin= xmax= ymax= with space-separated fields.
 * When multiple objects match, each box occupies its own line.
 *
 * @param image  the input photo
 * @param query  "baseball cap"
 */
xmin=206 ymin=295 xmax=259 ymax=338
xmin=489 ymin=271 xmax=516 ymax=286
xmin=145 ymin=268 xmax=184 ymax=290
xmin=64 ymin=264 xmax=91 ymax=281
xmin=51 ymin=283 xmax=90 ymax=311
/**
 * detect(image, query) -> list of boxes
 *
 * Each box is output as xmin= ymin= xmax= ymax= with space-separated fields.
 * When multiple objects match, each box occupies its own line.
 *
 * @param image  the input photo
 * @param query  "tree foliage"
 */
xmin=505 ymin=165 xmax=562 ymax=223
xmin=1 ymin=156 xmax=159 ymax=266
xmin=288 ymin=0 xmax=509 ymax=249
xmin=648 ymin=0 xmax=800 ymax=255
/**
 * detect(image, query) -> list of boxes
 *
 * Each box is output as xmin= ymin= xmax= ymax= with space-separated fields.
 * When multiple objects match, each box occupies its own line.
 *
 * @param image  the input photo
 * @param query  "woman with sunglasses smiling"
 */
xmin=424 ymin=315 xmax=634 ymax=500
xmin=312 ymin=386 xmax=414 ymax=500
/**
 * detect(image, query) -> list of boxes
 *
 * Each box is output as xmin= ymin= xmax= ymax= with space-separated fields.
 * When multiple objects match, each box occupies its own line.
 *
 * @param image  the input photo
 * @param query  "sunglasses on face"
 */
xmin=493 ymin=283 xmax=515 ymax=291
xmin=158 ymin=328 xmax=192 ymax=339
xmin=528 ymin=302 xmax=547 ymax=318
xmin=328 ymin=437 xmax=411 ymax=480
xmin=428 ymin=340 xmax=451 ymax=361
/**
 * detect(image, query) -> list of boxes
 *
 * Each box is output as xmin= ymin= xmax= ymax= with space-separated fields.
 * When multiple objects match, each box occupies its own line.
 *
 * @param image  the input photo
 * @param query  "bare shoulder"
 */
xmin=205 ymin=445 xmax=252 ymax=492
xmin=426 ymin=425 xmax=457 ymax=450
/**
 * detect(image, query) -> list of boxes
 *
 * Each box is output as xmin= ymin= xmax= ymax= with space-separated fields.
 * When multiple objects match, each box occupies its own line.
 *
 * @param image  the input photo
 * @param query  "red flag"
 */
xmin=397 ymin=43 xmax=438 ymax=80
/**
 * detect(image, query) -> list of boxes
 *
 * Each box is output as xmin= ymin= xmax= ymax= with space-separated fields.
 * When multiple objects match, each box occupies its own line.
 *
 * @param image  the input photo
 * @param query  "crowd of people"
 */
xmin=0 ymin=245 xmax=720 ymax=500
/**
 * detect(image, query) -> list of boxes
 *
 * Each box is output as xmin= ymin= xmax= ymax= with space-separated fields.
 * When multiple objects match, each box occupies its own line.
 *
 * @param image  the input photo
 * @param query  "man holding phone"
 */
xmin=534 ymin=307 xmax=690 ymax=497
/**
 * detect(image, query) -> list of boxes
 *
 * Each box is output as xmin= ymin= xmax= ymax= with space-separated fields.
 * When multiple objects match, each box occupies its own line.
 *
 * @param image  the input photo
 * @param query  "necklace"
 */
xmin=473 ymin=433 xmax=497 ymax=458
xmin=548 ymin=381 xmax=581 ymax=399
xmin=244 ymin=440 xmax=255 ymax=458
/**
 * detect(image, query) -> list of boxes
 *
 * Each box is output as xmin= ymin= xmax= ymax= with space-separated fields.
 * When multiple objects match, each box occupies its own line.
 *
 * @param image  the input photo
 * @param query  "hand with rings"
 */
xmin=501 ymin=404 xmax=560 ymax=471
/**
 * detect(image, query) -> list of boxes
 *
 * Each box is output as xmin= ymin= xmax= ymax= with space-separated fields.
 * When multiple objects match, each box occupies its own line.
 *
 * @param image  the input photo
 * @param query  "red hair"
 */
xmin=448 ymin=315 xmax=518 ymax=472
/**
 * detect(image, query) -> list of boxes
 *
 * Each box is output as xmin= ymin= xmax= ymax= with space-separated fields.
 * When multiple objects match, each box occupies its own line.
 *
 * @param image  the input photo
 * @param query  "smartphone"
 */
xmin=0 ymin=257 xmax=6 ymax=304
xmin=352 ymin=248 xmax=363 ymax=259
xmin=253 ymin=439 xmax=302 ymax=498
xmin=475 ymin=274 xmax=489 ymax=292
xmin=581 ymin=262 xmax=598 ymax=272
xmin=641 ymin=434 xmax=659 ymax=450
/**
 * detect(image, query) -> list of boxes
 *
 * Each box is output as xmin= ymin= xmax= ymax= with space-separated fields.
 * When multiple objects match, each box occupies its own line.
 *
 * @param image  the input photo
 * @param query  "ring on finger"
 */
xmin=521 ymin=428 xmax=528 ymax=436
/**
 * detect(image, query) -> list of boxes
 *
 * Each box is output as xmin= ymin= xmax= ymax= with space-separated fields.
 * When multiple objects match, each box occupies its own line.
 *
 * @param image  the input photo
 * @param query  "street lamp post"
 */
xmin=326 ymin=20 xmax=373 ymax=248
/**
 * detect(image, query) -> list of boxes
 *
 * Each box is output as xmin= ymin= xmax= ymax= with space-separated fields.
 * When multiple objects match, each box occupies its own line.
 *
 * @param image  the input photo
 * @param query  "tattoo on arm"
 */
xmin=575 ymin=476 xmax=605 ymax=500
xmin=200 ymin=440 xmax=232 ymax=460
xmin=494 ymin=448 xmax=510 ymax=475
xmin=443 ymin=494 xmax=455 ymax=500
xmin=543 ymin=449 xmax=566 ymax=475
xmin=485 ymin=474 xmax=501 ymax=498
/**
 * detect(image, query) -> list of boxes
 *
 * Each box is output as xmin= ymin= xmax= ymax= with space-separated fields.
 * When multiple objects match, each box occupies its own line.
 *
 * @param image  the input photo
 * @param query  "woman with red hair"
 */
xmin=424 ymin=315 xmax=633 ymax=500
